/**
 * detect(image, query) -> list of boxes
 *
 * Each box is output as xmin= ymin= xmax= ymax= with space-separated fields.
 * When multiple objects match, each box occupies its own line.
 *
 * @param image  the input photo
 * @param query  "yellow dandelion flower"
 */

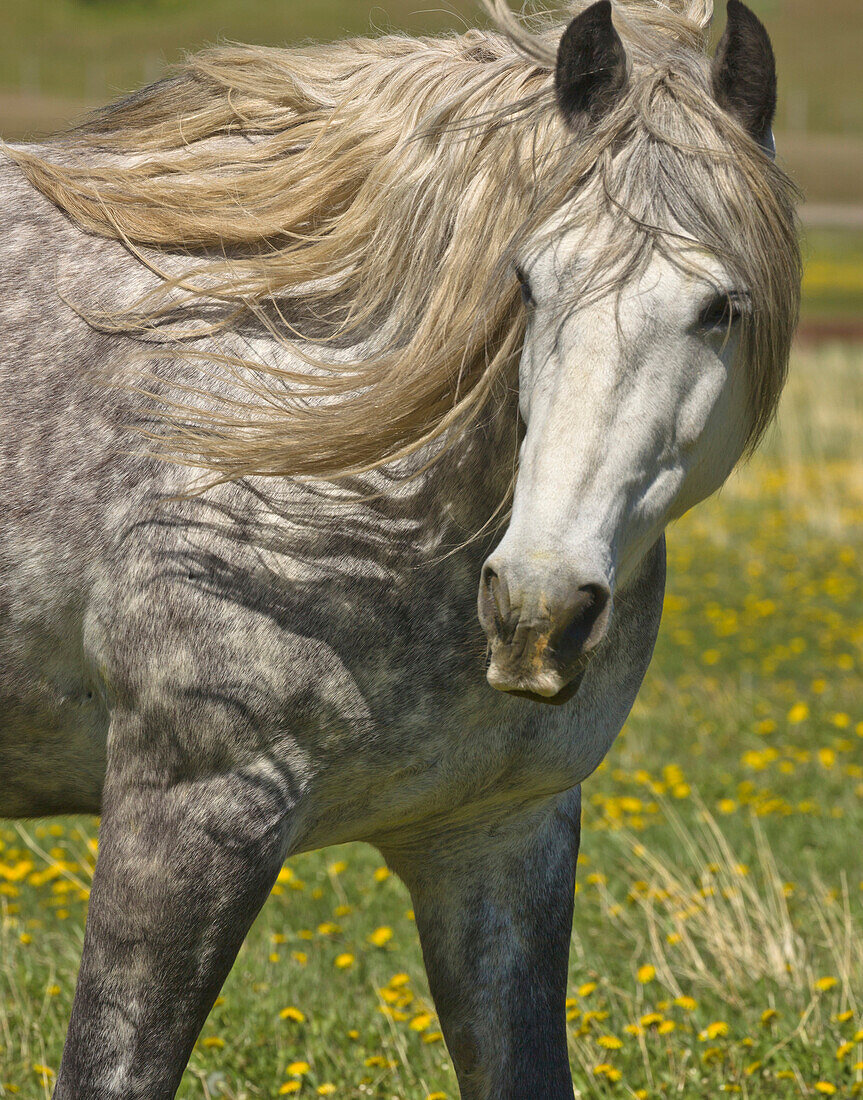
xmin=279 ymin=1006 xmax=306 ymax=1022
xmin=699 ymin=1021 xmax=729 ymax=1040
xmin=288 ymin=1062 xmax=310 ymax=1076
xmin=426 ymin=1093 xmax=448 ymax=1100
xmin=423 ymin=1031 xmax=444 ymax=1044
xmin=837 ymin=1042 xmax=853 ymax=1059
xmin=201 ymin=1037 xmax=225 ymax=1049
xmin=815 ymin=976 xmax=838 ymax=992
xmin=854 ymin=1029 xmax=863 ymax=1042
xmin=674 ymin=996 xmax=697 ymax=1011
xmin=718 ymin=798 xmax=737 ymax=814
xmin=334 ymin=953 xmax=354 ymax=969
xmin=328 ymin=860 xmax=348 ymax=874
xmin=373 ymin=867 xmax=391 ymax=882
xmin=760 ymin=1009 xmax=778 ymax=1026
xmin=658 ymin=1020 xmax=676 ymax=1035
xmin=640 ymin=1013 xmax=664 ymax=1027
xmin=787 ymin=703 xmax=809 ymax=724
xmin=317 ymin=922 xmax=341 ymax=936
xmin=592 ymin=1064 xmax=621 ymax=1081
xmin=745 ymin=1061 xmax=761 ymax=1076
xmin=636 ymin=964 xmax=656 ymax=984
xmin=279 ymin=1084 xmax=300 ymax=1095
xmin=367 ymin=926 xmax=393 ymax=947
xmin=317 ymin=1086 xmax=337 ymax=1096
xmin=597 ymin=1035 xmax=623 ymax=1049
xmin=410 ymin=1013 xmax=434 ymax=1032
xmin=292 ymin=951 xmax=308 ymax=965
xmin=814 ymin=1084 xmax=837 ymax=1096
xmin=577 ymin=981 xmax=597 ymax=997
xmin=388 ymin=972 xmax=410 ymax=987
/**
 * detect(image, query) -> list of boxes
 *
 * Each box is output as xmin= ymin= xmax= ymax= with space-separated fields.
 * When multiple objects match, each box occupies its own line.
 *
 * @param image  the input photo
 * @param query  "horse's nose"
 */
xmin=478 ymin=562 xmax=612 ymax=699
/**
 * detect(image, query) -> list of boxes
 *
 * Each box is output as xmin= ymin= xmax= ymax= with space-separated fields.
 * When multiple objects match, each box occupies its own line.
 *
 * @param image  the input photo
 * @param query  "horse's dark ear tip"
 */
xmin=589 ymin=0 xmax=614 ymax=24
xmin=726 ymin=0 xmax=768 ymax=32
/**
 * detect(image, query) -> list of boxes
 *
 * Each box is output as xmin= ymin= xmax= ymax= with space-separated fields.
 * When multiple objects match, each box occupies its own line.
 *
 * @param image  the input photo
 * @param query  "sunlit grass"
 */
xmin=1 ymin=342 xmax=861 ymax=1098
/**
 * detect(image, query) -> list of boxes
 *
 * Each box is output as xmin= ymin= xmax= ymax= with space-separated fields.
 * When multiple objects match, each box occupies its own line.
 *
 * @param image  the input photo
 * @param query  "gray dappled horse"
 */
xmin=0 ymin=0 xmax=800 ymax=1096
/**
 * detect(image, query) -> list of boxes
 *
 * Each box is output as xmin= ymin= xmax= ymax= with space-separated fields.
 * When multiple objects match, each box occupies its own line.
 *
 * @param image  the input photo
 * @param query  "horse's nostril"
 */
xmin=479 ymin=564 xmax=512 ymax=637
xmin=489 ymin=571 xmax=511 ymax=629
xmin=558 ymin=583 xmax=611 ymax=657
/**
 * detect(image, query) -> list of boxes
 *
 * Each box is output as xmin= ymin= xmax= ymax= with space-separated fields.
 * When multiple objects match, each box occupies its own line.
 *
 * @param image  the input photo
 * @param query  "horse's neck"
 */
xmin=180 ymin=322 xmax=521 ymax=567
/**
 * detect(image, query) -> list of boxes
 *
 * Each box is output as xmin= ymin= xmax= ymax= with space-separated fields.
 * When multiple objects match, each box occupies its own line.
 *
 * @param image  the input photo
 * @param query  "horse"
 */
xmin=0 ymin=0 xmax=800 ymax=1095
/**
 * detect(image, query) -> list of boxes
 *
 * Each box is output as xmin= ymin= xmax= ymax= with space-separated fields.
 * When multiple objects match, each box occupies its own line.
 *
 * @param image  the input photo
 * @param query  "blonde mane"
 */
xmin=4 ymin=0 xmax=800 ymax=483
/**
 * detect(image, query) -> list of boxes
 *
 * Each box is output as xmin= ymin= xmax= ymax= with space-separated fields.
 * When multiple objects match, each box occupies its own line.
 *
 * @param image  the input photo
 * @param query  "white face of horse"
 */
xmin=478 ymin=0 xmax=781 ymax=703
xmin=479 ymin=221 xmax=750 ymax=700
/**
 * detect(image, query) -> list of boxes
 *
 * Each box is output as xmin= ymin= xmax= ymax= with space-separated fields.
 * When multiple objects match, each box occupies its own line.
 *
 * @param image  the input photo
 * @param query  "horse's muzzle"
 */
xmin=478 ymin=563 xmax=612 ymax=703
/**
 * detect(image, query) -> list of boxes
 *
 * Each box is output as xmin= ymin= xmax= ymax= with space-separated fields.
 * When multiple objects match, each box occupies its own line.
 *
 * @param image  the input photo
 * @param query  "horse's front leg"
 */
xmin=382 ymin=788 xmax=582 ymax=1100
xmin=53 ymin=711 xmax=293 ymax=1100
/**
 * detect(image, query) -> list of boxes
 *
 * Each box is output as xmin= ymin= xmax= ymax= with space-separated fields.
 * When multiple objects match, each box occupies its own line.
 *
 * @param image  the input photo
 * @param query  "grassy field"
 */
xmin=0 ymin=340 xmax=861 ymax=1099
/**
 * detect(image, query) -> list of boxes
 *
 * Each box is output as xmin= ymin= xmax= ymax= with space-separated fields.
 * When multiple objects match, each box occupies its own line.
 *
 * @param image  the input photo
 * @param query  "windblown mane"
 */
xmin=4 ymin=0 xmax=800 ymax=483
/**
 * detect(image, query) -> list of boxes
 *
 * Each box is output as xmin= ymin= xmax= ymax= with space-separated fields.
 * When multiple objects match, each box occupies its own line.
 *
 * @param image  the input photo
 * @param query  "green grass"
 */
xmin=1 ymin=342 xmax=861 ymax=1098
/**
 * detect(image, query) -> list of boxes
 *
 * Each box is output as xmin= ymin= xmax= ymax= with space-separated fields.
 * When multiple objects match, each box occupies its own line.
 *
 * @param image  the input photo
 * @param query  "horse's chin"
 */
xmin=494 ymin=671 xmax=585 ymax=707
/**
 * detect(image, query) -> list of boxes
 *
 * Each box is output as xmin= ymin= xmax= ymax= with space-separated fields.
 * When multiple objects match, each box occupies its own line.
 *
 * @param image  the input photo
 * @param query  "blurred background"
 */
xmin=1 ymin=4 xmax=861 ymax=1098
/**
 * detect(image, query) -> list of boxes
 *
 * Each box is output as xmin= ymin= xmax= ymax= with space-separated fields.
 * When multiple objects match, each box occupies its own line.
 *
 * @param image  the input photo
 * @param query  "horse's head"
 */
xmin=480 ymin=0 xmax=800 ymax=703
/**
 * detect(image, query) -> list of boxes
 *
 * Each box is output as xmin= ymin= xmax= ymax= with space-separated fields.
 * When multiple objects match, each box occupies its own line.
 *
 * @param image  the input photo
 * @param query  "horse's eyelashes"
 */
xmin=699 ymin=292 xmax=746 ymax=331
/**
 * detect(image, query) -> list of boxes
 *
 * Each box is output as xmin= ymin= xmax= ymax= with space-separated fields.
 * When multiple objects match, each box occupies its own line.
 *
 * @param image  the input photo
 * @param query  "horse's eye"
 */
xmin=515 ymin=265 xmax=535 ymax=308
xmin=699 ymin=292 xmax=746 ymax=331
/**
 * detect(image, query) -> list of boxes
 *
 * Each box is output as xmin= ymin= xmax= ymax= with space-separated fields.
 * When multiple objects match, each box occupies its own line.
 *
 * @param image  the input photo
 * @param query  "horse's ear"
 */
xmin=555 ymin=1 xmax=628 ymax=130
xmin=712 ymin=0 xmax=777 ymax=155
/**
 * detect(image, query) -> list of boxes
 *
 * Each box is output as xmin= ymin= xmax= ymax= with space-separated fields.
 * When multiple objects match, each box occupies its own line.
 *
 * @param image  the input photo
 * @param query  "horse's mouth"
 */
xmin=492 ymin=670 xmax=586 ymax=707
